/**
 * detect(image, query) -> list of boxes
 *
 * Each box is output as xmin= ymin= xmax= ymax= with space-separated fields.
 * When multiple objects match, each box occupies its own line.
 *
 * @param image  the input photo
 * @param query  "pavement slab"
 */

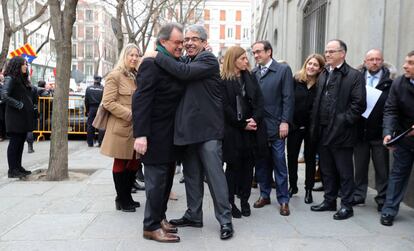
xmin=1 ymin=140 xmax=414 ymax=250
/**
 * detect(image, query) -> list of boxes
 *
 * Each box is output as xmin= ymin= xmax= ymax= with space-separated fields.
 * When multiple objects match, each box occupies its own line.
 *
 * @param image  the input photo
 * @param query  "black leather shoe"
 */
xmin=312 ymin=185 xmax=324 ymax=192
xmin=8 ymin=170 xmax=26 ymax=178
xmin=288 ymin=186 xmax=298 ymax=197
xmin=220 ymin=223 xmax=233 ymax=240
xmin=169 ymin=217 xmax=203 ymax=228
xmin=380 ymin=214 xmax=394 ymax=226
xmin=311 ymin=201 xmax=337 ymax=212
xmin=19 ymin=167 xmax=32 ymax=175
xmin=133 ymin=181 xmax=145 ymax=191
xmin=333 ymin=208 xmax=354 ymax=220
xmin=352 ymin=198 xmax=365 ymax=206
xmin=304 ymin=189 xmax=313 ymax=204
xmin=179 ymin=176 xmax=185 ymax=183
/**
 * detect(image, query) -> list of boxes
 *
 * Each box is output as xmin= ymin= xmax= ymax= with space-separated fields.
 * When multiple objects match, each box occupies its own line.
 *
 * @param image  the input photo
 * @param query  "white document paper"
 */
xmin=362 ymin=85 xmax=382 ymax=118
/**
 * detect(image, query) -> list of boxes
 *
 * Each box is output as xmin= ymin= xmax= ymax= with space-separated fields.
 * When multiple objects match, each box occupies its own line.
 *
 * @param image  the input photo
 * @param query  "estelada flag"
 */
xmin=9 ymin=43 xmax=37 ymax=58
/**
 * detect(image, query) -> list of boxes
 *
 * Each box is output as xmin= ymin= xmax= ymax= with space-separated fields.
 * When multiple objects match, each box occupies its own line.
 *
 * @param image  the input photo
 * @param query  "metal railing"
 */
xmin=34 ymin=96 xmax=87 ymax=141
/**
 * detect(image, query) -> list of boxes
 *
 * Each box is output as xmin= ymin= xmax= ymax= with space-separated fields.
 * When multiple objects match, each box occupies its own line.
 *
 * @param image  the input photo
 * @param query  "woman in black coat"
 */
xmin=221 ymin=46 xmax=267 ymax=218
xmin=287 ymin=53 xmax=325 ymax=203
xmin=0 ymin=56 xmax=34 ymax=178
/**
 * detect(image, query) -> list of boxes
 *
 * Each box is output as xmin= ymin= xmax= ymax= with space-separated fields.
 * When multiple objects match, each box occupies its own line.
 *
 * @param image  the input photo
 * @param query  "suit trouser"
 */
xmin=7 ymin=132 xmax=27 ymax=172
xmin=86 ymin=106 xmax=104 ymax=146
xmin=353 ymin=140 xmax=389 ymax=205
xmin=255 ymin=138 xmax=290 ymax=204
xmin=183 ymin=140 xmax=232 ymax=225
xmin=143 ymin=162 xmax=175 ymax=231
xmin=287 ymin=128 xmax=316 ymax=190
xmin=382 ymin=144 xmax=414 ymax=217
xmin=319 ymin=145 xmax=354 ymax=209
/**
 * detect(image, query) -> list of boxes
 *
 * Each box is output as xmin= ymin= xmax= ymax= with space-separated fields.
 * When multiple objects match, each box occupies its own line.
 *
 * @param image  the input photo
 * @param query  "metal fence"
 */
xmin=34 ymin=96 xmax=87 ymax=141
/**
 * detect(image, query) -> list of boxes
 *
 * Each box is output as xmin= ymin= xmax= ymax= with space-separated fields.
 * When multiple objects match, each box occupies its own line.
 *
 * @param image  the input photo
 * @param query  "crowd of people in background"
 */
xmin=1 ymin=21 xmax=413 ymax=244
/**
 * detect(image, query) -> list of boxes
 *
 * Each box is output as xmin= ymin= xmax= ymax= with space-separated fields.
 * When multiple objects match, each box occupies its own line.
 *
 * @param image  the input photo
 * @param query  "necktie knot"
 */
xmin=261 ymin=66 xmax=268 ymax=76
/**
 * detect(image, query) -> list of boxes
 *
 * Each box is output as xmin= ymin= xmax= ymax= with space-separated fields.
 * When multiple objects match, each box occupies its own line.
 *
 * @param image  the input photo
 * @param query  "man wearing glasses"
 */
xmin=310 ymin=39 xmax=366 ymax=220
xmin=250 ymin=40 xmax=294 ymax=216
xmin=145 ymin=24 xmax=233 ymax=240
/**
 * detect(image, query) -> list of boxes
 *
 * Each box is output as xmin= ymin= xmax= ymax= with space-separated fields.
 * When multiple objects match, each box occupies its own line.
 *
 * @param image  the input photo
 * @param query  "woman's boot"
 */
xmin=113 ymin=172 xmax=136 ymax=212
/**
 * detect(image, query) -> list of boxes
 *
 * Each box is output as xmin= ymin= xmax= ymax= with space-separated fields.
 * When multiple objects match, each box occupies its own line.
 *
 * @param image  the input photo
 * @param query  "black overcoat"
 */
xmin=132 ymin=58 xmax=185 ymax=165
xmin=221 ymin=71 xmax=268 ymax=164
xmin=310 ymin=62 xmax=367 ymax=147
xmin=0 ymin=76 xmax=34 ymax=133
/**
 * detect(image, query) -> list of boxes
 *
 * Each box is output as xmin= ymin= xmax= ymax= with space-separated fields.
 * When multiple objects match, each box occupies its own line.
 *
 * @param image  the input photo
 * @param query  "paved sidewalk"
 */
xmin=1 ymin=140 xmax=414 ymax=250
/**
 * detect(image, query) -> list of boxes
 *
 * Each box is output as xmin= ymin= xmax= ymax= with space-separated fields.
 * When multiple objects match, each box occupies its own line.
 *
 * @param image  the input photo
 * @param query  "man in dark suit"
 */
xmin=381 ymin=50 xmax=414 ymax=226
xmin=251 ymin=40 xmax=294 ymax=216
xmin=310 ymin=39 xmax=366 ymax=220
xmin=353 ymin=49 xmax=392 ymax=211
xmin=132 ymin=23 xmax=185 ymax=243
xmin=145 ymin=24 xmax=233 ymax=240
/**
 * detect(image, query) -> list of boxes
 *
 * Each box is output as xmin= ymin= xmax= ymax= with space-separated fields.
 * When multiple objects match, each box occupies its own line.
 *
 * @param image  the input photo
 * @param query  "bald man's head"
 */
xmin=364 ymin=49 xmax=384 ymax=74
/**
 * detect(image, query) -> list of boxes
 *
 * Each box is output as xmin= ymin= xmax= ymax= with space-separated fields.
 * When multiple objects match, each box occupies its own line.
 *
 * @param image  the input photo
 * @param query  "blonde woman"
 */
xmin=287 ymin=53 xmax=325 ymax=203
xmin=100 ymin=43 xmax=141 ymax=212
xmin=221 ymin=46 xmax=267 ymax=218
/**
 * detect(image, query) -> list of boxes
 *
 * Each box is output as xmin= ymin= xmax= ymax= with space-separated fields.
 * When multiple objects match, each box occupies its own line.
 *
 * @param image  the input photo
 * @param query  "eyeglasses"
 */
xmin=324 ymin=49 xmax=343 ymax=54
xmin=184 ymin=37 xmax=203 ymax=43
xmin=168 ymin=39 xmax=184 ymax=46
xmin=251 ymin=49 xmax=265 ymax=55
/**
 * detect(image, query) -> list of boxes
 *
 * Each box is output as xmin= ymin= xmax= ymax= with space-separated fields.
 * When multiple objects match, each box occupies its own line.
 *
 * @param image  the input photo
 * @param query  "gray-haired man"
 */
xmin=146 ymin=24 xmax=233 ymax=240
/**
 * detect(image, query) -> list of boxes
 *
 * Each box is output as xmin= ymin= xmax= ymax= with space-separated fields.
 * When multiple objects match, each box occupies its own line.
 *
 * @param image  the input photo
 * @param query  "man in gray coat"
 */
xmin=251 ymin=40 xmax=294 ymax=216
xmin=145 ymin=24 xmax=233 ymax=240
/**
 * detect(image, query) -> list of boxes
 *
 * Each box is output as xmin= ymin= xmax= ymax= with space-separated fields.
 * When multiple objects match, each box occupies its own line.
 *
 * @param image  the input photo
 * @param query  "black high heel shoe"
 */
xmin=304 ymin=189 xmax=313 ymax=204
xmin=288 ymin=186 xmax=298 ymax=197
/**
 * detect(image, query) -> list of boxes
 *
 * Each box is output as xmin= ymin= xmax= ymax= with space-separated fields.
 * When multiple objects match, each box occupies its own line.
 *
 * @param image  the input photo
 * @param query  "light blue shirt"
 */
xmin=366 ymin=70 xmax=382 ymax=87
xmin=410 ymin=79 xmax=414 ymax=86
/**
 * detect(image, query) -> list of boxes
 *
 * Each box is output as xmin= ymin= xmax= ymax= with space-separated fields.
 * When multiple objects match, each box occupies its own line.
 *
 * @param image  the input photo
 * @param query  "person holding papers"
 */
xmin=352 ymin=49 xmax=394 ymax=212
xmin=380 ymin=50 xmax=414 ymax=226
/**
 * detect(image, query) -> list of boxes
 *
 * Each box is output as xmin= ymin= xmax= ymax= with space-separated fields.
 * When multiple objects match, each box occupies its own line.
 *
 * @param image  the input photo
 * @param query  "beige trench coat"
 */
xmin=100 ymin=69 xmax=137 ymax=160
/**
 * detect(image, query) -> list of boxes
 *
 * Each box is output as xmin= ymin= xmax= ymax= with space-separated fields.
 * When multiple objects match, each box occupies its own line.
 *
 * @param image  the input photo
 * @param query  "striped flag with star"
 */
xmin=9 ymin=43 xmax=37 ymax=58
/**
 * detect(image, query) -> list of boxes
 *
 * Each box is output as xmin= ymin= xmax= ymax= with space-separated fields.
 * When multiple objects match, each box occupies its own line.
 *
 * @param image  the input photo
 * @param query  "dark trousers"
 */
xmin=7 ymin=132 xmax=27 ymax=172
xmin=26 ymin=132 xmax=34 ymax=144
xmin=255 ymin=139 xmax=289 ymax=204
xmin=86 ymin=106 xmax=104 ymax=146
xmin=0 ymin=104 xmax=5 ymax=138
xmin=287 ymin=128 xmax=316 ymax=190
xmin=225 ymin=150 xmax=254 ymax=206
xmin=319 ymin=145 xmax=354 ymax=209
xmin=382 ymin=144 xmax=414 ymax=216
xmin=353 ymin=140 xmax=389 ymax=205
xmin=183 ymin=140 xmax=232 ymax=225
xmin=143 ymin=162 xmax=175 ymax=231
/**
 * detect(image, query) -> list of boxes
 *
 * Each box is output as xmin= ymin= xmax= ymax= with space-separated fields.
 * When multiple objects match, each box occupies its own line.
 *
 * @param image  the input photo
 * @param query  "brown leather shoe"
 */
xmin=161 ymin=219 xmax=178 ymax=233
xmin=253 ymin=197 xmax=271 ymax=208
xmin=143 ymin=228 xmax=180 ymax=243
xmin=280 ymin=203 xmax=290 ymax=216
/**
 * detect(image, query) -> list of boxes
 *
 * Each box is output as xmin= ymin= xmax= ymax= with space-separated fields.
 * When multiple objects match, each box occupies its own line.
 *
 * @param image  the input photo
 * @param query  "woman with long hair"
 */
xmin=100 ymin=43 xmax=141 ymax=212
xmin=1 ymin=56 xmax=34 ymax=178
xmin=221 ymin=46 xmax=267 ymax=218
xmin=287 ymin=53 xmax=325 ymax=203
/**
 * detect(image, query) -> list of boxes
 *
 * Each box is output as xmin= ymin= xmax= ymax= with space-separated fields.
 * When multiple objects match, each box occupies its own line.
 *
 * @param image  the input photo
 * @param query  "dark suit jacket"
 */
xmin=252 ymin=59 xmax=294 ymax=141
xmin=154 ymin=51 xmax=223 ymax=145
xmin=132 ymin=58 xmax=185 ymax=165
xmin=383 ymin=75 xmax=414 ymax=148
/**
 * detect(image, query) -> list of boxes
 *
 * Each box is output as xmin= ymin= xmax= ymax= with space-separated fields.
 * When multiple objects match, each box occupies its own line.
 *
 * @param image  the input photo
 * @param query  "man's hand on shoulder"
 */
xmin=142 ymin=50 xmax=158 ymax=60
